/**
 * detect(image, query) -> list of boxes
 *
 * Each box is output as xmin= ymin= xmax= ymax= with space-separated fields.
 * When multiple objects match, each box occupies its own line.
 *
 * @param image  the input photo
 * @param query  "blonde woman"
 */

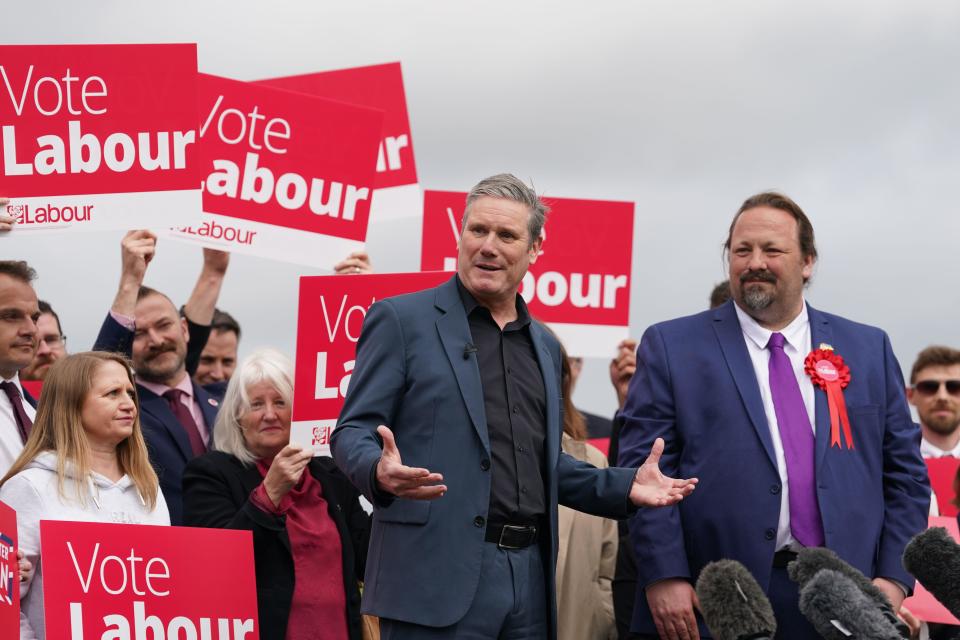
xmin=0 ymin=351 xmax=168 ymax=640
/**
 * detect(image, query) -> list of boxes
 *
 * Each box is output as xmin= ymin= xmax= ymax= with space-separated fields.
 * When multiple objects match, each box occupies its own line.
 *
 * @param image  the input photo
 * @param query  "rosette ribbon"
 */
xmin=804 ymin=348 xmax=854 ymax=449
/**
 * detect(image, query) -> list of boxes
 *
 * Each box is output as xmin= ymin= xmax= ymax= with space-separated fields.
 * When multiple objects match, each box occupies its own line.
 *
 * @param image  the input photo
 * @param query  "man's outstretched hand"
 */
xmin=630 ymin=437 xmax=698 ymax=507
xmin=375 ymin=425 xmax=447 ymax=500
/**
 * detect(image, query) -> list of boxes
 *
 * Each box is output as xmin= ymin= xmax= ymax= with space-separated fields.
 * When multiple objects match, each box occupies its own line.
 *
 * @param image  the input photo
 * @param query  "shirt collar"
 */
xmin=455 ymin=275 xmax=532 ymax=327
xmin=920 ymin=437 xmax=960 ymax=458
xmin=137 ymin=372 xmax=194 ymax=400
xmin=734 ymin=300 xmax=809 ymax=352
xmin=1 ymin=373 xmax=24 ymax=394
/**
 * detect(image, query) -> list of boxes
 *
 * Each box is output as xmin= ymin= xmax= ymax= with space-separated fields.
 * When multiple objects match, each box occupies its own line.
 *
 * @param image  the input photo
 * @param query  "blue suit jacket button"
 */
xmin=480 ymin=459 xmax=490 ymax=471
xmin=474 ymin=516 xmax=485 ymax=528
xmin=764 ymin=528 xmax=776 ymax=540
xmin=770 ymin=484 xmax=781 ymax=495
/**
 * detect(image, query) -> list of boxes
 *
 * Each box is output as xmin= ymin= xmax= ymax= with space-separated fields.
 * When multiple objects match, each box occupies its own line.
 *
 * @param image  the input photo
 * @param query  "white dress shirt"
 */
xmin=0 ymin=373 xmax=37 ymax=475
xmin=920 ymin=437 xmax=960 ymax=459
xmin=733 ymin=302 xmax=816 ymax=550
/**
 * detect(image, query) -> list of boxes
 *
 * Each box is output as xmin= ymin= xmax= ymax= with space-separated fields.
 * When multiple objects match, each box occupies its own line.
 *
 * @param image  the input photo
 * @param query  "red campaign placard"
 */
xmin=903 ymin=516 xmax=960 ymax=625
xmin=20 ymin=379 xmax=42 ymax=401
xmin=925 ymin=457 xmax=960 ymax=517
xmin=258 ymin=62 xmax=417 ymax=189
xmin=291 ymin=271 xmax=450 ymax=454
xmin=0 ymin=44 xmax=200 ymax=196
xmin=195 ymin=73 xmax=383 ymax=242
xmin=420 ymin=190 xmax=634 ymax=356
xmin=40 ymin=520 xmax=259 ymax=639
xmin=0 ymin=501 xmax=18 ymax=639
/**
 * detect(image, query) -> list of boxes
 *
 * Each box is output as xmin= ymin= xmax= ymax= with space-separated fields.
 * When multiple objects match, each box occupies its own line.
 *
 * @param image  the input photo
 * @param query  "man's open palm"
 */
xmin=630 ymin=437 xmax=698 ymax=507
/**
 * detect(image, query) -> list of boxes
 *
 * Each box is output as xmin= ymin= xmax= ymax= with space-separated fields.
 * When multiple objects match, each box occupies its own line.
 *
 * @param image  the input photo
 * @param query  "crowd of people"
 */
xmin=0 ymin=178 xmax=955 ymax=639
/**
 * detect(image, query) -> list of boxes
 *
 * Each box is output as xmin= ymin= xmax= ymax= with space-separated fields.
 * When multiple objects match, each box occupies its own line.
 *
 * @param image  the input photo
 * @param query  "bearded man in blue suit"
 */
xmin=619 ymin=192 xmax=930 ymax=639
xmin=332 ymin=174 xmax=698 ymax=640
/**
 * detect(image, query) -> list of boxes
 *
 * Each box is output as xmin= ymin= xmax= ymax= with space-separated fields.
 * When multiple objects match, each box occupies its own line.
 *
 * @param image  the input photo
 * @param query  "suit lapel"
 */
xmin=529 ymin=321 xmax=561 ymax=470
xmin=712 ymin=302 xmax=778 ymax=469
xmin=137 ymin=385 xmax=194 ymax=461
xmin=807 ymin=304 xmax=834 ymax=470
xmin=194 ymin=382 xmax=220 ymax=448
xmin=435 ymin=278 xmax=490 ymax=454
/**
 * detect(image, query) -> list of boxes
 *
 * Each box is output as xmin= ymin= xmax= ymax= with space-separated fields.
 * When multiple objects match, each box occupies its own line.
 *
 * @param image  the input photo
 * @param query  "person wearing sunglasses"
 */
xmin=907 ymin=346 xmax=960 ymax=459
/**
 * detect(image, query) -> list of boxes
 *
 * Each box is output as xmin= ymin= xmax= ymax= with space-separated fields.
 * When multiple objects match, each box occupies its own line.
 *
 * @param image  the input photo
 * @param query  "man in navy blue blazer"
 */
xmin=94 ymin=231 xmax=228 ymax=525
xmin=619 ymin=192 xmax=930 ymax=639
xmin=332 ymin=174 xmax=697 ymax=640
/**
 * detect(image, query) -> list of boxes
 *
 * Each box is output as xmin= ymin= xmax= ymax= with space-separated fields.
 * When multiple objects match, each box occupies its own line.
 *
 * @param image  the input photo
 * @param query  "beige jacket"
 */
xmin=556 ymin=434 xmax=618 ymax=640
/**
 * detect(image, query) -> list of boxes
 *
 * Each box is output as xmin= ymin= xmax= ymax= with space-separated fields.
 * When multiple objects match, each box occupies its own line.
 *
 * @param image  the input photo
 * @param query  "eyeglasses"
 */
xmin=40 ymin=334 xmax=66 ymax=349
xmin=913 ymin=379 xmax=960 ymax=396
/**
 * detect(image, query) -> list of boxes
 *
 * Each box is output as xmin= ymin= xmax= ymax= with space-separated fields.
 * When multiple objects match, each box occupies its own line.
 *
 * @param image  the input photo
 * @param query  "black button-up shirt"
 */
xmin=457 ymin=277 xmax=546 ymax=525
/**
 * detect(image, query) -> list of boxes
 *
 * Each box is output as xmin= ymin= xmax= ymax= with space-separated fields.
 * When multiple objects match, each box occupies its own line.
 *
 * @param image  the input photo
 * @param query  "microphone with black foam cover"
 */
xmin=799 ymin=569 xmax=904 ymax=640
xmin=903 ymin=526 xmax=960 ymax=619
xmin=788 ymin=547 xmax=910 ymax=638
xmin=695 ymin=559 xmax=776 ymax=640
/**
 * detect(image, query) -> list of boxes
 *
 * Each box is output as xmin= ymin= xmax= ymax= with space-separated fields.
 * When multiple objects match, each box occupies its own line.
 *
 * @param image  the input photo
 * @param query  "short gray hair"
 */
xmin=462 ymin=173 xmax=549 ymax=245
xmin=212 ymin=348 xmax=294 ymax=465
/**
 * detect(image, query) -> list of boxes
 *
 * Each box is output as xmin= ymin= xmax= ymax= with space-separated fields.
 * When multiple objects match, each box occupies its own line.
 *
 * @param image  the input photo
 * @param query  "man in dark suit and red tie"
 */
xmin=0 ymin=260 xmax=40 ymax=475
xmin=618 ymin=192 xmax=930 ymax=639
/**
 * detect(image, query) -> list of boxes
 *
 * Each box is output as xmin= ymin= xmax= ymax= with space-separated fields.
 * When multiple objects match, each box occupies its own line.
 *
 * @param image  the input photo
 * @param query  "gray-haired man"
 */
xmin=332 ymin=174 xmax=697 ymax=639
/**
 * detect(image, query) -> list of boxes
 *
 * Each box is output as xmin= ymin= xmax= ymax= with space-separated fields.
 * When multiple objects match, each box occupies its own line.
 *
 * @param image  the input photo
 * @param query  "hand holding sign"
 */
xmin=610 ymin=338 xmax=638 ymax=410
xmin=263 ymin=444 xmax=315 ymax=507
xmin=375 ymin=425 xmax=446 ymax=500
xmin=0 ymin=197 xmax=12 ymax=231
xmin=333 ymin=250 xmax=373 ymax=275
xmin=17 ymin=548 xmax=31 ymax=583
xmin=121 ymin=229 xmax=157 ymax=279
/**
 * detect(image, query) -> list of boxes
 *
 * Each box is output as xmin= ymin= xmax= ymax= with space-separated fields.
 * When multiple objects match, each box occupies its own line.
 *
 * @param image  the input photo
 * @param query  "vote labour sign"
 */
xmin=291 ymin=271 xmax=449 ymax=456
xmin=0 ymin=500 xmax=18 ymax=639
xmin=420 ymin=191 xmax=634 ymax=357
xmin=260 ymin=62 xmax=422 ymax=272
xmin=41 ymin=520 xmax=259 ymax=640
xmin=259 ymin=62 xmax=416 ymax=190
xmin=166 ymin=74 xmax=384 ymax=267
xmin=0 ymin=44 xmax=201 ymax=234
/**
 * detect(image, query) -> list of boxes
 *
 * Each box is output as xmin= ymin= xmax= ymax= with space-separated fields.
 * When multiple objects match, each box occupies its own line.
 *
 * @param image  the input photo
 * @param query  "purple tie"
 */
xmin=1 ymin=381 xmax=32 ymax=444
xmin=162 ymin=389 xmax=206 ymax=457
xmin=767 ymin=332 xmax=825 ymax=547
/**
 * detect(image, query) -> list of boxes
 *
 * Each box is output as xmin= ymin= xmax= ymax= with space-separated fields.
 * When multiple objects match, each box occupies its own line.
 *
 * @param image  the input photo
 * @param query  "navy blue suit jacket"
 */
xmin=618 ymin=301 xmax=930 ymax=635
xmin=94 ymin=313 xmax=222 ymax=524
xmin=331 ymin=276 xmax=636 ymax=636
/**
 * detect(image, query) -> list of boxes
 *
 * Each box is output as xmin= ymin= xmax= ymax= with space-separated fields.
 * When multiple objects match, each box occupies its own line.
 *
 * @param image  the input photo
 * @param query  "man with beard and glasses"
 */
xmin=20 ymin=300 xmax=67 ymax=382
xmin=909 ymin=347 xmax=960 ymax=459
xmin=618 ymin=192 xmax=930 ymax=640
xmin=94 ymin=230 xmax=229 ymax=524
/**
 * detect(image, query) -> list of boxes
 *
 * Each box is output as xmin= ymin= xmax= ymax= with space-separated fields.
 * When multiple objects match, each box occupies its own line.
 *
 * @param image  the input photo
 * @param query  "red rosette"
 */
xmin=804 ymin=349 xmax=854 ymax=449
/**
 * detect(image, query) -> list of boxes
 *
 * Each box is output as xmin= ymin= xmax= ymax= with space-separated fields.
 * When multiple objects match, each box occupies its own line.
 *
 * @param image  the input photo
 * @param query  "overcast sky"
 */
xmin=4 ymin=1 xmax=958 ymax=416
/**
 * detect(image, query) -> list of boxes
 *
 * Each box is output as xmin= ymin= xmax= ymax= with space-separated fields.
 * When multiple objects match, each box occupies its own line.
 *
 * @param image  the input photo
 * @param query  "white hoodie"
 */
xmin=0 ymin=451 xmax=169 ymax=639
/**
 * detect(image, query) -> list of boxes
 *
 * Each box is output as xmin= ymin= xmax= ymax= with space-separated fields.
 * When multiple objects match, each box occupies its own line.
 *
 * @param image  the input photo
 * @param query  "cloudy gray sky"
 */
xmin=4 ymin=0 xmax=958 ymax=416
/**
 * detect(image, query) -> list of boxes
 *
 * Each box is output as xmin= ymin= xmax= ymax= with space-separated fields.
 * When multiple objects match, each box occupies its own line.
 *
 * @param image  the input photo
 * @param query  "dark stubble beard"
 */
xmin=135 ymin=344 xmax=186 ymax=384
xmin=923 ymin=408 xmax=960 ymax=436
